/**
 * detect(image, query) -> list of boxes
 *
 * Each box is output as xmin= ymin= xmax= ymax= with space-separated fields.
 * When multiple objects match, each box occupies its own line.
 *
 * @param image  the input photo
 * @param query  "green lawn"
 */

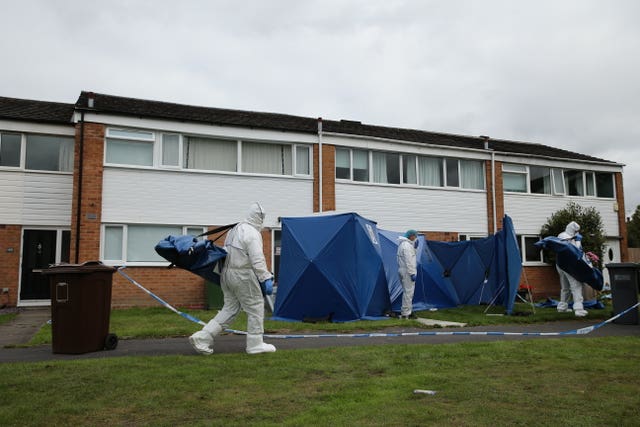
xmin=1 ymin=338 xmax=638 ymax=426
xmin=27 ymin=302 xmax=615 ymax=345
xmin=3 ymin=302 xmax=638 ymax=426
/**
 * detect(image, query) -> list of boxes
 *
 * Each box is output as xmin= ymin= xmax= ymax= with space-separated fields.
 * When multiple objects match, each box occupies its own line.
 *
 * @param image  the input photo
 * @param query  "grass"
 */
xmin=26 ymin=301 xmax=615 ymax=346
xmin=1 ymin=338 xmax=639 ymax=426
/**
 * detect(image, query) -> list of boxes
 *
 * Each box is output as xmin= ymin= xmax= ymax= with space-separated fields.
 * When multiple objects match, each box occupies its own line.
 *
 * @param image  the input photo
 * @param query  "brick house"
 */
xmin=0 ymin=92 xmax=627 ymax=308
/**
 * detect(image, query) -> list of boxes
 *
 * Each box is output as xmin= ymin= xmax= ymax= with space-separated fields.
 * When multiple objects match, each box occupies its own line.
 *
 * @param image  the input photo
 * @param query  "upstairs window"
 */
xmin=460 ymin=159 xmax=484 ymax=190
xmin=352 ymin=149 xmax=369 ymax=182
xmin=295 ymin=145 xmax=310 ymax=175
xmin=595 ymin=173 xmax=614 ymax=198
xmin=0 ymin=133 xmax=21 ymax=167
xmin=183 ymin=136 xmax=237 ymax=172
xmin=106 ymin=128 xmax=154 ymax=166
xmin=242 ymin=141 xmax=292 ymax=175
xmin=530 ymin=166 xmax=551 ymax=194
xmin=418 ymin=156 xmax=443 ymax=187
xmin=503 ymin=164 xmax=527 ymax=193
xmin=335 ymin=148 xmax=350 ymax=179
xmin=26 ymin=135 xmax=74 ymax=172
xmin=402 ymin=154 xmax=417 ymax=184
xmin=564 ymin=170 xmax=584 ymax=196
xmin=372 ymin=151 xmax=400 ymax=184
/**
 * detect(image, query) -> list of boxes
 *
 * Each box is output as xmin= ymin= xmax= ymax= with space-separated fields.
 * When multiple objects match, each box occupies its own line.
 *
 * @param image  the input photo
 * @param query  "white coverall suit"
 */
xmin=556 ymin=221 xmax=588 ymax=317
xmin=189 ymin=202 xmax=276 ymax=354
xmin=397 ymin=236 xmax=417 ymax=317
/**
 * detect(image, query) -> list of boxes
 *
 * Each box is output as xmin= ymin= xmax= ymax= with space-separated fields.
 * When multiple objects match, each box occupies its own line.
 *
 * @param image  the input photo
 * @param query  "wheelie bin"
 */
xmin=43 ymin=261 xmax=118 ymax=354
xmin=605 ymin=263 xmax=639 ymax=325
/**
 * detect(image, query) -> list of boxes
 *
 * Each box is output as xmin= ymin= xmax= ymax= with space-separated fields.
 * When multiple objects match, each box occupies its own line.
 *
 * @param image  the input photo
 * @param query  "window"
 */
xmin=595 ymin=173 xmax=614 ymax=198
xmin=335 ymin=148 xmax=350 ymax=179
xmin=552 ymin=168 xmax=565 ymax=195
xmin=106 ymin=128 xmax=154 ymax=166
xmin=103 ymin=224 xmax=204 ymax=263
xmin=445 ymin=158 xmax=459 ymax=187
xmin=0 ymin=133 xmax=21 ymax=167
xmin=418 ymin=156 xmax=443 ymax=186
xmin=503 ymin=164 xmax=527 ymax=193
xmin=460 ymin=160 xmax=484 ymax=189
xmin=161 ymin=134 xmax=180 ymax=167
xmin=402 ymin=155 xmax=417 ymax=184
xmin=25 ymin=135 xmax=74 ymax=172
xmin=530 ymin=166 xmax=551 ymax=194
xmin=564 ymin=170 xmax=584 ymax=196
xmin=243 ymin=141 xmax=292 ymax=175
xmin=372 ymin=151 xmax=400 ymax=184
xmin=295 ymin=145 xmax=310 ymax=175
xmin=352 ymin=149 xmax=369 ymax=182
xmin=184 ymin=136 xmax=236 ymax=172
xmin=585 ymin=172 xmax=596 ymax=196
xmin=516 ymin=235 xmax=545 ymax=264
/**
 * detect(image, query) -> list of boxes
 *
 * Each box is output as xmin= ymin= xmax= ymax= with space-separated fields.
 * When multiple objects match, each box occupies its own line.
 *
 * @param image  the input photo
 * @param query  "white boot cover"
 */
xmin=246 ymin=334 xmax=276 ymax=354
xmin=189 ymin=330 xmax=214 ymax=355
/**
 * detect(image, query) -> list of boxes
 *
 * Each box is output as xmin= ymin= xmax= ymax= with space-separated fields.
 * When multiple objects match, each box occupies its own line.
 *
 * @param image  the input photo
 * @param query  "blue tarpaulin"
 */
xmin=380 ymin=215 xmax=522 ymax=315
xmin=274 ymin=213 xmax=522 ymax=321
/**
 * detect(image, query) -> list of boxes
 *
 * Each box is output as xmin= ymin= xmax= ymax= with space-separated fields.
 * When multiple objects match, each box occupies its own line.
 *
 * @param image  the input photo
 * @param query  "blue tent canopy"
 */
xmin=273 ymin=213 xmax=389 ymax=322
xmin=274 ymin=213 xmax=522 ymax=321
xmin=379 ymin=215 xmax=521 ymax=314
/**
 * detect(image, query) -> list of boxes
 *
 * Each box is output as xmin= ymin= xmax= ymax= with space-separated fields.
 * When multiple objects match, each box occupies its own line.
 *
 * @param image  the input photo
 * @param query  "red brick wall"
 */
xmin=0 ymin=225 xmax=21 ymax=307
xmin=521 ymin=266 xmax=560 ymax=300
xmin=71 ymin=122 xmax=105 ymax=262
xmin=314 ymin=144 xmax=336 ymax=212
xmin=485 ymin=159 xmax=505 ymax=233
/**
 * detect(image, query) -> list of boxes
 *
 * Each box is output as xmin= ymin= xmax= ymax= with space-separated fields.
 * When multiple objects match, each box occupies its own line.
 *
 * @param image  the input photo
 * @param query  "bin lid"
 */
xmin=42 ymin=261 xmax=117 ymax=275
xmin=605 ymin=262 xmax=640 ymax=269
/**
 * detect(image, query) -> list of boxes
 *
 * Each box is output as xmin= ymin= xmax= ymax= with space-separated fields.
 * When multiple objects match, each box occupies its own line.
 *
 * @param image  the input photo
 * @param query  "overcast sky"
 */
xmin=2 ymin=0 xmax=639 ymax=216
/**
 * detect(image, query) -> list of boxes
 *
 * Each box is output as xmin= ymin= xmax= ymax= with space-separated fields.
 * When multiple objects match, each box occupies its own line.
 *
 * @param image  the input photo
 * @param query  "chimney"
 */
xmin=480 ymin=135 xmax=490 ymax=150
xmin=87 ymin=92 xmax=95 ymax=108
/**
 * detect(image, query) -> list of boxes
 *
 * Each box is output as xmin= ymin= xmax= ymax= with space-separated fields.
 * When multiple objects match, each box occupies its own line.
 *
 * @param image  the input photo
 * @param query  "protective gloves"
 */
xmin=575 ymin=233 xmax=582 ymax=241
xmin=260 ymin=278 xmax=274 ymax=296
xmin=410 ymin=274 xmax=416 ymax=282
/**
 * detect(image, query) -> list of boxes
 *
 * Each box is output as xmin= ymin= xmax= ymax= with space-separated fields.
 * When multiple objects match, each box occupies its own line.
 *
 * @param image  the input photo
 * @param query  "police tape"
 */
xmin=118 ymin=267 xmax=639 ymax=339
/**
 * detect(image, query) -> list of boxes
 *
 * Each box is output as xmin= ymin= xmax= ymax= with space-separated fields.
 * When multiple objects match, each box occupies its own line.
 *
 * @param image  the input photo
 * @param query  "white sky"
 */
xmin=2 ymin=0 xmax=639 ymax=217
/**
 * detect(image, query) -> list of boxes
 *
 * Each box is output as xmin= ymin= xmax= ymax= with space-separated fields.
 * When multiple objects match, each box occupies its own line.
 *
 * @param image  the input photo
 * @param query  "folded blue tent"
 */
xmin=379 ymin=231 xmax=459 ymax=311
xmin=380 ymin=215 xmax=522 ymax=314
xmin=273 ymin=212 xmax=390 ymax=322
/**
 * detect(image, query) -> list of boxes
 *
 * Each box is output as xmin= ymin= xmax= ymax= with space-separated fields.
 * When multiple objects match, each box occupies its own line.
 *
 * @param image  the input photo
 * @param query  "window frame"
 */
xmin=101 ymin=224 xmax=207 ymax=266
xmin=105 ymin=127 xmax=156 ymax=167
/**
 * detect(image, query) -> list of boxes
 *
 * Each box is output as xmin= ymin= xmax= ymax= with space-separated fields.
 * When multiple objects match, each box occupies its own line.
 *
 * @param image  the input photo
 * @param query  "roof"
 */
xmin=6 ymin=90 xmax=606 ymax=165
xmin=0 ymin=96 xmax=74 ymax=124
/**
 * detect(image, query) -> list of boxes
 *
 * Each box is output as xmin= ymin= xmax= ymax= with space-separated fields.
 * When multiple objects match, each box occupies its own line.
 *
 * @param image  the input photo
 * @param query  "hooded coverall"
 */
xmin=397 ymin=236 xmax=417 ymax=317
xmin=556 ymin=221 xmax=587 ymax=316
xmin=189 ymin=202 xmax=275 ymax=354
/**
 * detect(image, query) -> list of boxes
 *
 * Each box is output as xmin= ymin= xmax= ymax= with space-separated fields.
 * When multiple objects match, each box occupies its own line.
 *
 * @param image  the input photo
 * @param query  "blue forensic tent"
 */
xmin=273 ymin=213 xmax=390 ymax=322
xmin=380 ymin=215 xmax=522 ymax=314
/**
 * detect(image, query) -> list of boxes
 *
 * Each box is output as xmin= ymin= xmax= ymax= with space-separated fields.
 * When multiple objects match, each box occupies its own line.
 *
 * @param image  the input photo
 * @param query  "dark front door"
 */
xmin=20 ymin=230 xmax=57 ymax=300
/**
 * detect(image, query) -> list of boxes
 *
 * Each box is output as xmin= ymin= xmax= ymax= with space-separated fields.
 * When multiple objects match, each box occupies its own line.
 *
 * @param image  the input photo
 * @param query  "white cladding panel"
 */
xmin=504 ymin=193 xmax=620 ymax=236
xmin=0 ymin=171 xmax=72 ymax=225
xmin=102 ymin=168 xmax=313 ymax=227
xmin=335 ymin=183 xmax=488 ymax=233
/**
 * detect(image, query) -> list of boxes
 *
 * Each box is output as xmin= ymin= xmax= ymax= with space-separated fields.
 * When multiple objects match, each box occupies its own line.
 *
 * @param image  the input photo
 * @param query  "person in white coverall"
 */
xmin=397 ymin=229 xmax=418 ymax=319
xmin=556 ymin=221 xmax=588 ymax=317
xmin=189 ymin=202 xmax=276 ymax=354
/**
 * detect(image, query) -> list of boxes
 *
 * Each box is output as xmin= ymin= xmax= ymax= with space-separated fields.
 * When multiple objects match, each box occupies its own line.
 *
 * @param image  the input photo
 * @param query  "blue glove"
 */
xmin=575 ymin=233 xmax=582 ymax=242
xmin=260 ymin=278 xmax=274 ymax=296
xmin=410 ymin=274 xmax=416 ymax=282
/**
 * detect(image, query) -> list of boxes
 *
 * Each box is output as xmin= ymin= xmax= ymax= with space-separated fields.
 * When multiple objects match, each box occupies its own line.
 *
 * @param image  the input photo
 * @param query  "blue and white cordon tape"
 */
xmin=117 ymin=267 xmax=640 ymax=339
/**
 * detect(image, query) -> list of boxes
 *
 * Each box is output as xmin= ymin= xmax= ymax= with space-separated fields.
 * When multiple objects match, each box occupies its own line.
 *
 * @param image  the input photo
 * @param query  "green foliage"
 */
xmin=627 ymin=205 xmax=640 ymax=248
xmin=539 ymin=201 xmax=607 ymax=267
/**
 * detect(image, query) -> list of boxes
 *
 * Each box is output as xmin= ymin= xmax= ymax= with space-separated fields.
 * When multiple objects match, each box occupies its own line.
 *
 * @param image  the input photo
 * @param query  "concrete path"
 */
xmin=1 ymin=306 xmax=639 ymax=363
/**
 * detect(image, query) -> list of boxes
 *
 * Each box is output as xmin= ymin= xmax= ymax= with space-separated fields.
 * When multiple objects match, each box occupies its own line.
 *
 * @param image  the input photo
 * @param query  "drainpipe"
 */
xmin=74 ymin=92 xmax=93 ymax=263
xmin=481 ymin=135 xmax=497 ymax=233
xmin=317 ymin=117 xmax=323 ymax=213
